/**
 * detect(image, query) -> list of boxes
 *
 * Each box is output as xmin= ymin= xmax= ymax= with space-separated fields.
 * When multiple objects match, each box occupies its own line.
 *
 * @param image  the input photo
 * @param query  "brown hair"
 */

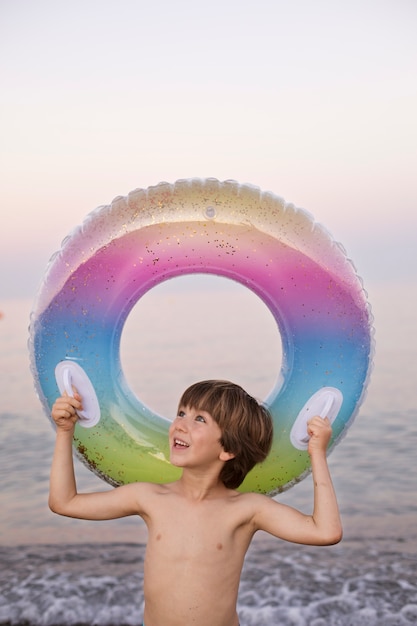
xmin=178 ymin=380 xmax=273 ymax=489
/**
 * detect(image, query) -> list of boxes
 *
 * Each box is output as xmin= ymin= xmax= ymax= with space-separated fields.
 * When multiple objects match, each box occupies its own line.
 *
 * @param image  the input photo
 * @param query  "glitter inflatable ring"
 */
xmin=29 ymin=178 xmax=374 ymax=494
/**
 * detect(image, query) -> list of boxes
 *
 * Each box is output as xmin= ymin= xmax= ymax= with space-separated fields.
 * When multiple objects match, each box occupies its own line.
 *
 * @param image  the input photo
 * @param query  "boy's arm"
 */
xmin=305 ymin=415 xmax=343 ymax=544
xmin=49 ymin=393 xmax=141 ymax=520
xmin=252 ymin=416 xmax=342 ymax=546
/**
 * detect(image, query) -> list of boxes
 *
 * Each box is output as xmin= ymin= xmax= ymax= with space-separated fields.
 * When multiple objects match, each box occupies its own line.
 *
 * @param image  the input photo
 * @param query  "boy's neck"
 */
xmin=174 ymin=469 xmax=230 ymax=501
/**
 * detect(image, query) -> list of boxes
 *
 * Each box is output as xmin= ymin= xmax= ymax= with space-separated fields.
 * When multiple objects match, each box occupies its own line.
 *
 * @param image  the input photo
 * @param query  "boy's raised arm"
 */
xmin=49 ymin=392 xmax=82 ymax=515
xmin=253 ymin=416 xmax=343 ymax=546
xmin=306 ymin=415 xmax=343 ymax=544
xmin=49 ymin=393 xmax=140 ymax=521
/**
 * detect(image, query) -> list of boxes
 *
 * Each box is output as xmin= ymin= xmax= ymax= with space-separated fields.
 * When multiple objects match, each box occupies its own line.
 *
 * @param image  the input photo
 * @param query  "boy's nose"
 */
xmin=176 ymin=419 xmax=188 ymax=432
xmin=173 ymin=416 xmax=188 ymax=431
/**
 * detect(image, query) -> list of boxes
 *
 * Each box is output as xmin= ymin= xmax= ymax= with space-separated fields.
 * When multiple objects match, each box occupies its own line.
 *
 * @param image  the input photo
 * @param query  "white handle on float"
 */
xmin=290 ymin=387 xmax=343 ymax=451
xmin=55 ymin=360 xmax=101 ymax=428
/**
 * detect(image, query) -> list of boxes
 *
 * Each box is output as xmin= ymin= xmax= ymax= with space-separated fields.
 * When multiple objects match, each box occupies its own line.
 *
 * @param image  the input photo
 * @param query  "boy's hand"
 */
xmin=307 ymin=416 xmax=332 ymax=455
xmin=52 ymin=391 xmax=82 ymax=431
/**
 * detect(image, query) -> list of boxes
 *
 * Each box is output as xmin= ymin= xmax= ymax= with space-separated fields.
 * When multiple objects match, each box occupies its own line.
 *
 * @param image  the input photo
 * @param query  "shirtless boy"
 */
xmin=50 ymin=379 xmax=342 ymax=626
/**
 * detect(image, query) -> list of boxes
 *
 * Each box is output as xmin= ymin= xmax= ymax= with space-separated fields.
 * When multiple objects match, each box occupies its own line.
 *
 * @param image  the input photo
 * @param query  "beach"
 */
xmin=1 ymin=282 xmax=416 ymax=624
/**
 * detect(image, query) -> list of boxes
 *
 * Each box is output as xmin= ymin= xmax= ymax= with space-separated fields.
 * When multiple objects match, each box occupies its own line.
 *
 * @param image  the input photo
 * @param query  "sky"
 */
xmin=1 ymin=0 xmax=416 ymax=299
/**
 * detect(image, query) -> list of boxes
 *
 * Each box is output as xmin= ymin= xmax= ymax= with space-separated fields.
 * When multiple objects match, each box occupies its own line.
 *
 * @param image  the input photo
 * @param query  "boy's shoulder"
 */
xmin=128 ymin=480 xmax=172 ymax=495
xmin=233 ymin=490 xmax=270 ymax=509
xmin=214 ymin=488 xmax=272 ymax=517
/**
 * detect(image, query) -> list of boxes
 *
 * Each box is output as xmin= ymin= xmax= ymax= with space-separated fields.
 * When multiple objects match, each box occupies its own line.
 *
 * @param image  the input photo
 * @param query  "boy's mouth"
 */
xmin=173 ymin=438 xmax=189 ymax=449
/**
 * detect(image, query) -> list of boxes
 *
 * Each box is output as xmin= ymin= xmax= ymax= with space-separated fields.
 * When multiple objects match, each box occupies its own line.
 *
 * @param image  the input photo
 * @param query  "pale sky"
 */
xmin=1 ymin=0 xmax=416 ymax=298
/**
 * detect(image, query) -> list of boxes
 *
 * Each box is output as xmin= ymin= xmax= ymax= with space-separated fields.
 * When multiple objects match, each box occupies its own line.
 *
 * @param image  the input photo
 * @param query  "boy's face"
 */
xmin=169 ymin=405 xmax=233 ymax=469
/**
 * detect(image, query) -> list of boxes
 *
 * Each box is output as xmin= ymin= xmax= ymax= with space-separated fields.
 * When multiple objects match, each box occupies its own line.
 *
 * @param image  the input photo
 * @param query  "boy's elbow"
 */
xmin=312 ymin=520 xmax=343 ymax=546
xmin=48 ymin=496 xmax=68 ymax=516
xmin=48 ymin=497 xmax=60 ymax=515
xmin=324 ymin=526 xmax=343 ymax=546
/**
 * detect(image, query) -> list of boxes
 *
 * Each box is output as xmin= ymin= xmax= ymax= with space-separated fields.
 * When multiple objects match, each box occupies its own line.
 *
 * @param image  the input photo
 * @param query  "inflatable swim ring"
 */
xmin=29 ymin=178 xmax=374 ymax=495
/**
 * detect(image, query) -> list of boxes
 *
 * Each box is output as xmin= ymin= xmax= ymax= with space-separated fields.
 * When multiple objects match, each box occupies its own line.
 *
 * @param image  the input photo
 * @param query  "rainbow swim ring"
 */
xmin=29 ymin=178 xmax=374 ymax=495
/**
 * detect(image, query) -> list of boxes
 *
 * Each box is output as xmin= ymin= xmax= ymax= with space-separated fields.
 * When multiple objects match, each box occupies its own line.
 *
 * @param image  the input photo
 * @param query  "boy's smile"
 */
xmin=172 ymin=436 xmax=190 ymax=450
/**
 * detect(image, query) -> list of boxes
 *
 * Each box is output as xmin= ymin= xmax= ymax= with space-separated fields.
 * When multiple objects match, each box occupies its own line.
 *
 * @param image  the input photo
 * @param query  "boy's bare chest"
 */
xmin=148 ymin=498 xmax=248 ymax=560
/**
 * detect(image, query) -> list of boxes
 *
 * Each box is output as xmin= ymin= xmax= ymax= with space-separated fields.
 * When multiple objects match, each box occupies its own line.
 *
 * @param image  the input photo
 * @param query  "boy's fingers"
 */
xmin=308 ymin=416 xmax=331 ymax=429
xmin=52 ymin=395 xmax=82 ymax=420
xmin=307 ymin=416 xmax=332 ymax=453
xmin=62 ymin=387 xmax=81 ymax=401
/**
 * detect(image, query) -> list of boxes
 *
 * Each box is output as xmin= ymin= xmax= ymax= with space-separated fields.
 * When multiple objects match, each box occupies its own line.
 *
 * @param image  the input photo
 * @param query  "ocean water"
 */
xmin=1 ymin=278 xmax=416 ymax=625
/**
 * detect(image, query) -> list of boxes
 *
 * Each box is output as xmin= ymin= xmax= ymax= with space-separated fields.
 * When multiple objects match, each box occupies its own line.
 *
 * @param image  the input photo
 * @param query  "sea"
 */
xmin=1 ymin=277 xmax=416 ymax=626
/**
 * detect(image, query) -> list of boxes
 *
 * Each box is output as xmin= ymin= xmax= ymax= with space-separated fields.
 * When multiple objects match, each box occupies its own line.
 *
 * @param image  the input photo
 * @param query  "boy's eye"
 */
xmin=178 ymin=410 xmax=185 ymax=418
xmin=195 ymin=414 xmax=206 ymax=423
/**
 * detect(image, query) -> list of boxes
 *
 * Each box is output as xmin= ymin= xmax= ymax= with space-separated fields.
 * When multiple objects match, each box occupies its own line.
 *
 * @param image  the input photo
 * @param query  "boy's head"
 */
xmin=178 ymin=380 xmax=273 ymax=489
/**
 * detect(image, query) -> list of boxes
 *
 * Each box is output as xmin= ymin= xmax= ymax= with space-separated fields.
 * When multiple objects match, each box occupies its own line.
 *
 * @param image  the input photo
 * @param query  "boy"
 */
xmin=50 ymin=379 xmax=342 ymax=626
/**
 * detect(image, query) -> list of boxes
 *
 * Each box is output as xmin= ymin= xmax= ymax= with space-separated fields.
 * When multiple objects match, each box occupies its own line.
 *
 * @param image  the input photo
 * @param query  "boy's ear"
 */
xmin=219 ymin=449 xmax=235 ymax=462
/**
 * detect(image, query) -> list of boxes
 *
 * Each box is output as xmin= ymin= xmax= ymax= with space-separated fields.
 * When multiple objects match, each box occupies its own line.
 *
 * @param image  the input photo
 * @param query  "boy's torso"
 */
xmin=139 ymin=483 xmax=257 ymax=626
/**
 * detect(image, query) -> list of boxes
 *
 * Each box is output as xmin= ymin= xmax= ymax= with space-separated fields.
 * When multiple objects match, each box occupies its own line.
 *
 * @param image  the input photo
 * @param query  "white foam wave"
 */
xmin=0 ymin=542 xmax=416 ymax=626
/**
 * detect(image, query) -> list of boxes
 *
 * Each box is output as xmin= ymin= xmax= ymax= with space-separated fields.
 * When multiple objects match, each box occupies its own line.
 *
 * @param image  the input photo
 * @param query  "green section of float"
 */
xmin=73 ymin=417 xmax=181 ymax=486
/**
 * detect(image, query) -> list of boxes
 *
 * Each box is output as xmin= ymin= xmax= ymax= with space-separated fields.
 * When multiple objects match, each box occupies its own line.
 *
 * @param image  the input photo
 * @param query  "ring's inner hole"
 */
xmin=120 ymin=275 xmax=282 ymax=418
